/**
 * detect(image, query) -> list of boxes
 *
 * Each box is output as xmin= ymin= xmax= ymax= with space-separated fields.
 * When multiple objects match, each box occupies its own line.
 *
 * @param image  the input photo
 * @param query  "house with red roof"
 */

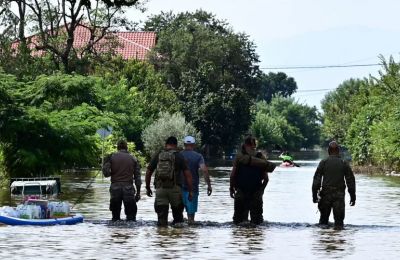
xmin=11 ymin=25 xmax=156 ymax=61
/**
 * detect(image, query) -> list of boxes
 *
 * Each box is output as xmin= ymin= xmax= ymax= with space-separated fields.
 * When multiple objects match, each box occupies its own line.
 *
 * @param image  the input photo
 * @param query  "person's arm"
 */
xmin=145 ymin=153 xmax=158 ymax=197
xmin=179 ymin=155 xmax=193 ymax=201
xmin=312 ymin=161 xmax=324 ymax=203
xmin=199 ymin=155 xmax=212 ymax=196
xmin=133 ymin=158 xmax=142 ymax=201
xmin=183 ymin=169 xmax=193 ymax=193
xmin=261 ymin=171 xmax=269 ymax=191
xmin=344 ymin=162 xmax=356 ymax=206
xmin=229 ymin=159 xmax=238 ymax=198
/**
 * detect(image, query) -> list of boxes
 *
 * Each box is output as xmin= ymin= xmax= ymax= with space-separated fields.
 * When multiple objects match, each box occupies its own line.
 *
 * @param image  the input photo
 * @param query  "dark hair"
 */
xmin=165 ymin=136 xmax=178 ymax=145
xmin=243 ymin=135 xmax=256 ymax=146
xmin=117 ymin=140 xmax=128 ymax=150
xmin=328 ymin=141 xmax=340 ymax=155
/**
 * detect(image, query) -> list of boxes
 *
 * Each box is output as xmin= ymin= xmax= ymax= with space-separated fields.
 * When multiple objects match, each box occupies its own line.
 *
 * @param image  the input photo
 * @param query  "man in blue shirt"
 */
xmin=181 ymin=136 xmax=212 ymax=224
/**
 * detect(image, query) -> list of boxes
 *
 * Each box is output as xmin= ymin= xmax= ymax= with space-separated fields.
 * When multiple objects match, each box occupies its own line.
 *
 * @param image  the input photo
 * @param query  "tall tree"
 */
xmin=321 ymin=78 xmax=364 ymax=144
xmin=257 ymin=72 xmax=297 ymax=103
xmin=144 ymin=10 xmax=261 ymax=153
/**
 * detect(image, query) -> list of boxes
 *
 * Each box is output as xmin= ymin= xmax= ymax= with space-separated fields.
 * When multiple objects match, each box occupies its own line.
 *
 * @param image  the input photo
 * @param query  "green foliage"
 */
xmin=251 ymin=98 xmax=321 ymax=150
xmin=145 ymin=10 xmax=261 ymax=151
xmin=99 ymin=135 xmax=146 ymax=168
xmin=142 ymin=112 xmax=201 ymax=156
xmin=321 ymin=78 xmax=364 ymax=144
xmin=257 ymin=72 xmax=298 ymax=102
xmin=94 ymin=59 xmax=180 ymax=145
xmin=322 ymin=56 xmax=400 ymax=170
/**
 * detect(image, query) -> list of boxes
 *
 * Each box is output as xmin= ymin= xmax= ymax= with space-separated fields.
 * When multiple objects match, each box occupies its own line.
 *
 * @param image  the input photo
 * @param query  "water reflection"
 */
xmin=231 ymin=227 xmax=266 ymax=255
xmin=312 ymin=228 xmax=355 ymax=258
xmin=152 ymin=227 xmax=199 ymax=259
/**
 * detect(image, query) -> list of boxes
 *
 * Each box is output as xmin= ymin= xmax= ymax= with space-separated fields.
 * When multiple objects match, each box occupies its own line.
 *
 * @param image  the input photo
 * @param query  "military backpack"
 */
xmin=156 ymin=150 xmax=176 ymax=186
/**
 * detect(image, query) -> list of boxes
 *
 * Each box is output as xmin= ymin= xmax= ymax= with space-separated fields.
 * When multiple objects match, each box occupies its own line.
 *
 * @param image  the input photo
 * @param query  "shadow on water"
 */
xmin=312 ymin=228 xmax=355 ymax=258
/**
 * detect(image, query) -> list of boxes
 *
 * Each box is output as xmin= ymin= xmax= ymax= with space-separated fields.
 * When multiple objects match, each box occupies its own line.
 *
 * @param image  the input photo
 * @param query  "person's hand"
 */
xmin=230 ymin=187 xmax=236 ymax=199
xmin=350 ymin=193 xmax=356 ymax=206
xmin=146 ymin=187 xmax=152 ymax=197
xmin=207 ymin=185 xmax=212 ymax=196
xmin=188 ymin=191 xmax=193 ymax=202
xmin=313 ymin=193 xmax=319 ymax=203
xmin=135 ymin=193 xmax=141 ymax=202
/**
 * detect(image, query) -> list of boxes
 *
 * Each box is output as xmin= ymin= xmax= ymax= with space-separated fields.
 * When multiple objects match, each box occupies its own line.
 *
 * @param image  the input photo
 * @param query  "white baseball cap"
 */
xmin=184 ymin=136 xmax=196 ymax=144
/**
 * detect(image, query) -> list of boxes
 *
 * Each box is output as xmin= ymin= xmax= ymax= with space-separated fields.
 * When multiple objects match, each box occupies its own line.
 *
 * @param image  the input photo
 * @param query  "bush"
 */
xmin=142 ymin=112 xmax=201 ymax=156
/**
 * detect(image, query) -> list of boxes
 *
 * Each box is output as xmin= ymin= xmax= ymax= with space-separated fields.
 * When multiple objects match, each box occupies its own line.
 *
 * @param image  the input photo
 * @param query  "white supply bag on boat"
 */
xmin=0 ymin=206 xmax=19 ymax=218
xmin=48 ymin=202 xmax=70 ymax=217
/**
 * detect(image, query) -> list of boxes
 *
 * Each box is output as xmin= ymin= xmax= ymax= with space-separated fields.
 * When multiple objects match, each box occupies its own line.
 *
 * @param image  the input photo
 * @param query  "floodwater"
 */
xmin=1 ymin=160 xmax=400 ymax=259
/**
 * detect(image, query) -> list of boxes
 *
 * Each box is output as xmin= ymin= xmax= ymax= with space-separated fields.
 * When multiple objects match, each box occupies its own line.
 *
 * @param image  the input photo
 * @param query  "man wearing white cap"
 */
xmin=181 ymin=135 xmax=212 ymax=224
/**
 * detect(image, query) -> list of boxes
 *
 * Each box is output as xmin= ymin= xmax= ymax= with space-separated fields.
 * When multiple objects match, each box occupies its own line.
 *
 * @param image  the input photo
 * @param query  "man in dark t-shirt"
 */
xmin=145 ymin=136 xmax=193 ymax=226
xmin=230 ymin=135 xmax=276 ymax=225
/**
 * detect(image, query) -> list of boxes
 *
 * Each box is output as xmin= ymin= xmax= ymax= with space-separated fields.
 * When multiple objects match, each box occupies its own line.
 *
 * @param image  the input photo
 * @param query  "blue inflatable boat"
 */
xmin=0 ymin=214 xmax=84 ymax=226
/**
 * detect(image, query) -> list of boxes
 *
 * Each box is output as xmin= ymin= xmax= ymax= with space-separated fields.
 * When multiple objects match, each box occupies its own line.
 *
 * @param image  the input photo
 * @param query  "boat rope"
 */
xmin=70 ymin=170 xmax=102 ymax=210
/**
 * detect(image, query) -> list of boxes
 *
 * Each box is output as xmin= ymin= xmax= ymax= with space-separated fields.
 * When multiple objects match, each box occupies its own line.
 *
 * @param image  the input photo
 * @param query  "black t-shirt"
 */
xmin=235 ymin=163 xmax=265 ymax=192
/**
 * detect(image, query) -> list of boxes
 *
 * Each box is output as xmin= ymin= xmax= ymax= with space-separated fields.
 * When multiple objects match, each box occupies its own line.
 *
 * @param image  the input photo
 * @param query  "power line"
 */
xmin=296 ymin=89 xmax=332 ymax=93
xmin=260 ymin=63 xmax=381 ymax=70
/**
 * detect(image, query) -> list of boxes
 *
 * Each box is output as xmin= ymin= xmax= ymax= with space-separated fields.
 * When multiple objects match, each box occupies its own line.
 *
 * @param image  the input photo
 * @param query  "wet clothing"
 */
xmin=318 ymin=187 xmax=345 ymax=226
xmin=109 ymin=182 xmax=137 ymax=221
xmin=231 ymin=151 xmax=276 ymax=224
xmin=147 ymin=149 xmax=189 ymax=225
xmin=182 ymin=191 xmax=199 ymax=215
xmin=105 ymin=149 xmax=141 ymax=221
xmin=312 ymin=155 xmax=356 ymax=226
xmin=180 ymin=150 xmax=205 ymax=193
xmin=233 ymin=189 xmax=264 ymax=225
xmin=180 ymin=150 xmax=205 ymax=215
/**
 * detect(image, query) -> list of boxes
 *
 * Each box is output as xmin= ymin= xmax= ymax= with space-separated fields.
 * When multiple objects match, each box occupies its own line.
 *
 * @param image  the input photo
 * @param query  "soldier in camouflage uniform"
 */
xmin=145 ymin=136 xmax=193 ymax=226
xmin=312 ymin=141 xmax=356 ymax=229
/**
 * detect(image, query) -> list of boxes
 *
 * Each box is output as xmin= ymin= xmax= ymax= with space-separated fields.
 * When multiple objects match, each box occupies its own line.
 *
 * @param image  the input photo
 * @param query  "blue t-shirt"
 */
xmin=180 ymin=150 xmax=205 ymax=193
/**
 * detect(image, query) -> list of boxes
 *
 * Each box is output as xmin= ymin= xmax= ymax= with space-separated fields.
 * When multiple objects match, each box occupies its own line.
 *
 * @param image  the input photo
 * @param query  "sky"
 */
xmin=129 ymin=0 xmax=400 ymax=110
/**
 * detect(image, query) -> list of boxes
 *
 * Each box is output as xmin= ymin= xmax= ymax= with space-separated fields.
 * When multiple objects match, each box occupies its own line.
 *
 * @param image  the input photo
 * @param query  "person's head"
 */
xmin=243 ymin=135 xmax=257 ymax=151
xmin=117 ymin=139 xmax=128 ymax=151
xmin=183 ymin=136 xmax=196 ymax=150
xmin=328 ymin=141 xmax=340 ymax=155
xmin=165 ymin=136 xmax=178 ymax=149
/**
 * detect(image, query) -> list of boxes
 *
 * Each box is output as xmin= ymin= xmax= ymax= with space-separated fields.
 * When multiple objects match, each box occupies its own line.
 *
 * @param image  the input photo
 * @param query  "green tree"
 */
xmin=144 ymin=10 xmax=261 ymax=153
xmin=257 ymin=72 xmax=297 ymax=103
xmin=321 ymin=78 xmax=364 ymax=144
xmin=94 ymin=59 xmax=180 ymax=145
xmin=322 ymin=56 xmax=400 ymax=170
xmin=142 ymin=112 xmax=201 ymax=156
xmin=251 ymin=98 xmax=321 ymax=151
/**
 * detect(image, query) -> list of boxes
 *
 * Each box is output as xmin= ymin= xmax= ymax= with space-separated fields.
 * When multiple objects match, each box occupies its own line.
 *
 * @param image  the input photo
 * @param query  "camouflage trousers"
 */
xmin=109 ymin=182 xmax=137 ymax=220
xmin=318 ymin=188 xmax=345 ymax=226
xmin=154 ymin=186 xmax=184 ymax=226
xmin=233 ymin=189 xmax=264 ymax=225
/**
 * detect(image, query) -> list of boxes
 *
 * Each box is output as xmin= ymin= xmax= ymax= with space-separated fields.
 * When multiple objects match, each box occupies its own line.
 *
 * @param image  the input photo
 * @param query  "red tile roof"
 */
xmin=12 ymin=25 xmax=156 ymax=60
